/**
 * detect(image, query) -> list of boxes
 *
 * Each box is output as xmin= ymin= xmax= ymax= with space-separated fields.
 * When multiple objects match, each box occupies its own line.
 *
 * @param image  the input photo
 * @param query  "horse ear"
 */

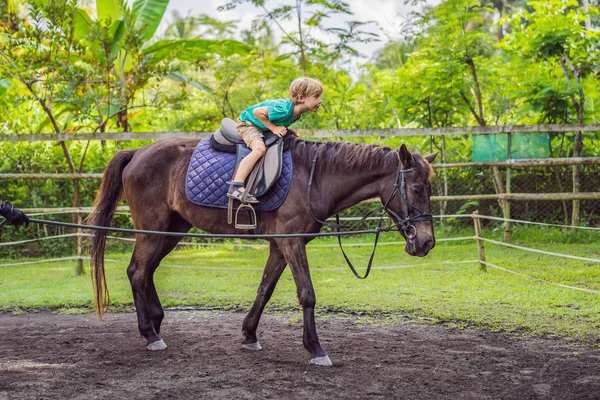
xmin=399 ymin=144 xmax=414 ymax=168
xmin=425 ymin=151 xmax=439 ymax=164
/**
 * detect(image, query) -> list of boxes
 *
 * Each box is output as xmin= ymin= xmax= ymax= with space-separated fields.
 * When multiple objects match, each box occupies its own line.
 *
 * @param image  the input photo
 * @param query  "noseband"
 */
xmin=306 ymin=146 xmax=433 ymax=279
xmin=381 ymin=157 xmax=433 ymax=242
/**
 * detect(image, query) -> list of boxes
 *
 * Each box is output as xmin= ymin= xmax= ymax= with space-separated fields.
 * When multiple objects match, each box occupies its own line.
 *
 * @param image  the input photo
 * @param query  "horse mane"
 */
xmin=288 ymin=136 xmax=433 ymax=178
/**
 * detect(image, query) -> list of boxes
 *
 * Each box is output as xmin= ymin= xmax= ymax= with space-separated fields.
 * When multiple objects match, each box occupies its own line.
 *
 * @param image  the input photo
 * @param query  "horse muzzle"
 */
xmin=405 ymin=235 xmax=435 ymax=257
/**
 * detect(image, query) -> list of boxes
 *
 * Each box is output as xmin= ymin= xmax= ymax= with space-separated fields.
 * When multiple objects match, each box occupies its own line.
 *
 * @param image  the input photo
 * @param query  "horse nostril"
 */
xmin=423 ymin=239 xmax=434 ymax=251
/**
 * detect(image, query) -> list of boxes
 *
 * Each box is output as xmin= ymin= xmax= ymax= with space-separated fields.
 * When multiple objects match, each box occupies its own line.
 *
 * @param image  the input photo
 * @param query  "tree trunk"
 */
xmin=462 ymin=58 xmax=510 ymax=240
xmin=37 ymin=94 xmax=83 ymax=274
xmin=494 ymin=0 xmax=505 ymax=41
xmin=439 ymin=135 xmax=448 ymax=227
xmin=100 ymin=120 xmax=106 ymax=149
xmin=572 ymin=131 xmax=583 ymax=225
xmin=117 ymin=105 xmax=129 ymax=132
xmin=559 ymin=49 xmax=585 ymax=226
xmin=466 ymin=59 xmax=485 ymax=124
xmin=581 ymin=0 xmax=591 ymax=31
xmin=297 ymin=0 xmax=307 ymax=74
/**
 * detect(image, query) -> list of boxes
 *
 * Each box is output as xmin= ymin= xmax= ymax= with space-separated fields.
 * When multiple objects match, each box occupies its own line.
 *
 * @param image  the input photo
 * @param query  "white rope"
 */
xmin=0 ymin=256 xmax=89 ymax=268
xmin=0 ymin=233 xmax=79 ymax=246
xmin=148 ymin=260 xmax=477 ymax=272
xmin=481 ymin=261 xmax=600 ymax=295
xmin=478 ymin=236 xmax=600 ymax=263
xmin=331 ymin=215 xmax=487 ymax=221
xmin=363 ymin=260 xmax=477 ymax=270
xmin=4 ymin=255 xmax=597 ymax=297
xmin=28 ymin=211 xmax=130 ymax=217
xmin=470 ymin=214 xmax=600 ymax=231
xmin=14 ymin=208 xmax=600 ymax=231
xmin=90 ymin=235 xmax=473 ymax=248
xmin=0 ymin=256 xmax=475 ymax=271
xmin=434 ymin=214 xmax=474 ymax=218
xmin=307 ymin=237 xmax=473 ymax=247
xmin=79 ymin=233 xmax=136 ymax=242
xmin=432 ymin=237 xmax=474 ymax=243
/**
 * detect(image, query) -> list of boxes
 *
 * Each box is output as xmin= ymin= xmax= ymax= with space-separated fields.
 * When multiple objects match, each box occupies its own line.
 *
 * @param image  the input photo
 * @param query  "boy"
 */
xmin=227 ymin=77 xmax=323 ymax=203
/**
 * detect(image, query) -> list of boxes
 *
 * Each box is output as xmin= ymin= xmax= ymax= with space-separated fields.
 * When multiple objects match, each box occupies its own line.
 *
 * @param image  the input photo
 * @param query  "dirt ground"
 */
xmin=1 ymin=310 xmax=599 ymax=400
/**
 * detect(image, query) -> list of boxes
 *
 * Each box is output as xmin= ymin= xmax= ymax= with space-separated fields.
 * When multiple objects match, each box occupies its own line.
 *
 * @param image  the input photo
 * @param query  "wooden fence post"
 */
xmin=504 ymin=132 xmax=512 ymax=242
xmin=76 ymin=208 xmax=83 ymax=275
xmin=440 ymin=135 xmax=448 ymax=228
xmin=472 ymin=211 xmax=486 ymax=271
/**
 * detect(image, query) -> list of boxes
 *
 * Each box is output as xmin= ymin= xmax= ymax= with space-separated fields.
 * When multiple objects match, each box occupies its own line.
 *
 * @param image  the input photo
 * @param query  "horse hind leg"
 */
xmin=127 ymin=216 xmax=190 ymax=351
xmin=146 ymin=216 xmax=191 ymax=337
xmin=127 ymin=239 xmax=164 ymax=350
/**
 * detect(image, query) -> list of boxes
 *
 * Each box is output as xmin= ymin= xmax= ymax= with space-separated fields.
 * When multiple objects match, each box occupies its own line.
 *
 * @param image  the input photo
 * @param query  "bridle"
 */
xmin=380 ymin=153 xmax=433 ymax=241
xmin=306 ymin=145 xmax=433 ymax=279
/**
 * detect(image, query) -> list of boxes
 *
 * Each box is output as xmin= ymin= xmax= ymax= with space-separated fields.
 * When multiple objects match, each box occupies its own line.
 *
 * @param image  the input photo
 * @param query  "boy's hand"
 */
xmin=273 ymin=126 xmax=287 ymax=137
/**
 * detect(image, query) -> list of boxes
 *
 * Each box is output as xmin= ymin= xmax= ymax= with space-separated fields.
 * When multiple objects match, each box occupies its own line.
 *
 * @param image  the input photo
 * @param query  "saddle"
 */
xmin=210 ymin=118 xmax=285 ymax=230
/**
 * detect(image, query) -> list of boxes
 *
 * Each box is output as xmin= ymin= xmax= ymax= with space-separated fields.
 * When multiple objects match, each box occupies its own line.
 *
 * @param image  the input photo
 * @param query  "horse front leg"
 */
xmin=277 ymin=238 xmax=331 ymax=366
xmin=241 ymin=242 xmax=287 ymax=350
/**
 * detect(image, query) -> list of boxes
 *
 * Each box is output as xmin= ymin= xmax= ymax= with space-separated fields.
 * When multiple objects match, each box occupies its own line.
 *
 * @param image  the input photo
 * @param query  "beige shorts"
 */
xmin=236 ymin=120 xmax=264 ymax=148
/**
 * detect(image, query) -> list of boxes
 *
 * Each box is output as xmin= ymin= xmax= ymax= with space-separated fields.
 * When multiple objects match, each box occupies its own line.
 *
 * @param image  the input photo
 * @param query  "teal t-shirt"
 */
xmin=239 ymin=99 xmax=299 ymax=131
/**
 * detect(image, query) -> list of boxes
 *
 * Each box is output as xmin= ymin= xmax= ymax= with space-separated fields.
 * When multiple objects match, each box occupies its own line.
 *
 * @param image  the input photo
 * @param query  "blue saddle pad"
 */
xmin=186 ymin=138 xmax=293 ymax=211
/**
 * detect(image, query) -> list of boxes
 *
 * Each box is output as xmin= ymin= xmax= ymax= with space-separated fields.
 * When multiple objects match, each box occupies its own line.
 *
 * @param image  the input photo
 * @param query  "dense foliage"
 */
xmin=0 ymin=0 xmax=598 ymax=257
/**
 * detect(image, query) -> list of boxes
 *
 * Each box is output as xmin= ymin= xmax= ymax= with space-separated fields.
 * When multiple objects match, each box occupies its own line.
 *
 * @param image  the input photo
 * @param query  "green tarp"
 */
xmin=472 ymin=133 xmax=550 ymax=162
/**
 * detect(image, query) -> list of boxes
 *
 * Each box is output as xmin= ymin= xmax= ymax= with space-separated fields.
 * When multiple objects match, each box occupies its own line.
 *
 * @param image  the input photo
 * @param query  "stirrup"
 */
xmin=234 ymin=203 xmax=257 ymax=230
xmin=227 ymin=198 xmax=257 ymax=229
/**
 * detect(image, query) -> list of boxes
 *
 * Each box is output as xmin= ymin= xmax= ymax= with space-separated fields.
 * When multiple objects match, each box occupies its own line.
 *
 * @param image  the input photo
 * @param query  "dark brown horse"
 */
xmin=88 ymin=135 xmax=437 ymax=366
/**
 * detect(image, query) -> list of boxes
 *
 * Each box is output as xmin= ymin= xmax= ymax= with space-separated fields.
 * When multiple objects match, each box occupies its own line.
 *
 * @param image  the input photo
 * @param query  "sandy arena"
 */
xmin=1 ymin=310 xmax=599 ymax=399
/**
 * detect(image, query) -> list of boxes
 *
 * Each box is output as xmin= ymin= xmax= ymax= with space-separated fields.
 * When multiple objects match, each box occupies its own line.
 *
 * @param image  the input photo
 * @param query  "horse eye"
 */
xmin=412 ymin=185 xmax=424 ymax=194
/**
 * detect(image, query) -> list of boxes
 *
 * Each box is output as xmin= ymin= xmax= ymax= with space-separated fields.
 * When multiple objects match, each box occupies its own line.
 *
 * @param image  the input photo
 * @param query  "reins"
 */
xmin=306 ymin=145 xmax=433 ymax=279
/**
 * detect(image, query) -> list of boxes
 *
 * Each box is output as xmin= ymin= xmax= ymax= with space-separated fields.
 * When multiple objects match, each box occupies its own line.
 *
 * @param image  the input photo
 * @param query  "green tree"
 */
xmin=220 ymin=0 xmax=379 ymax=73
xmin=0 ymin=0 xmax=250 ymax=258
xmin=372 ymin=40 xmax=415 ymax=70
xmin=416 ymin=0 xmax=496 ymax=127
xmin=72 ymin=0 xmax=249 ymax=131
xmin=500 ymin=0 xmax=599 ymax=224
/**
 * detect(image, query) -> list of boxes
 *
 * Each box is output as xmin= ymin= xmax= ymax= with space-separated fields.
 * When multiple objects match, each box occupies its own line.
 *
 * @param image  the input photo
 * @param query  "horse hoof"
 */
xmin=310 ymin=355 xmax=332 ymax=366
xmin=241 ymin=341 xmax=262 ymax=351
xmin=147 ymin=339 xmax=167 ymax=351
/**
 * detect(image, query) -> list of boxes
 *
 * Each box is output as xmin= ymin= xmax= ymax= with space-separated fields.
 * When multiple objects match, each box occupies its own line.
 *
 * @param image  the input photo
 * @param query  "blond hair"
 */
xmin=289 ymin=77 xmax=323 ymax=104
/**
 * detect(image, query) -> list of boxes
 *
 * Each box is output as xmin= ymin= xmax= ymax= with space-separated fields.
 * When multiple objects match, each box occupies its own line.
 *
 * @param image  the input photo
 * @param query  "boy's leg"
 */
xmin=232 ymin=123 xmax=266 ymax=184
xmin=228 ymin=123 xmax=266 ymax=203
xmin=232 ymin=139 xmax=266 ymax=183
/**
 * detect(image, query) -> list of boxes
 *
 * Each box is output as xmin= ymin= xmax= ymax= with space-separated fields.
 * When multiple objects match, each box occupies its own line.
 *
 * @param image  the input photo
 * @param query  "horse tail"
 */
xmin=86 ymin=149 xmax=136 ymax=319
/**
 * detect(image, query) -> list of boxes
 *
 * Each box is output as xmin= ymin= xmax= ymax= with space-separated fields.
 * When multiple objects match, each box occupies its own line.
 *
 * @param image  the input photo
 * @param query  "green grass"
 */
xmin=1 ymin=226 xmax=599 ymax=344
